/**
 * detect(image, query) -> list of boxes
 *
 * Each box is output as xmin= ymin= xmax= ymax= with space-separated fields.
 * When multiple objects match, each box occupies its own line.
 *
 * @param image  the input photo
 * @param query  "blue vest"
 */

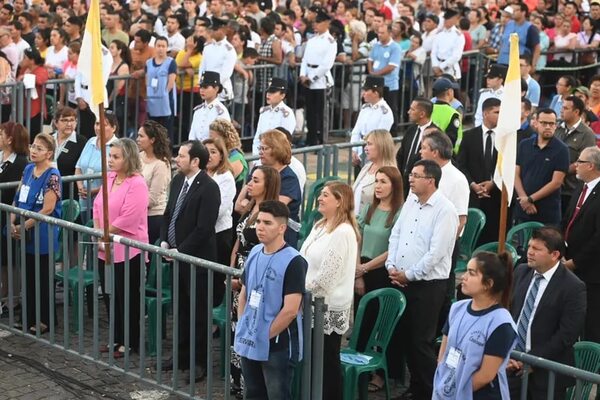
xmin=146 ymin=57 xmax=177 ymax=117
xmin=433 ymin=300 xmax=516 ymax=400
xmin=498 ymin=21 xmax=533 ymax=64
xmin=15 ymin=163 xmax=61 ymax=254
xmin=234 ymin=244 xmax=303 ymax=361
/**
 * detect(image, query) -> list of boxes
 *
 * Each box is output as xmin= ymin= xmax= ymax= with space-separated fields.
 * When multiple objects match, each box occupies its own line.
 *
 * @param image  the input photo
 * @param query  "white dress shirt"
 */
xmin=583 ymin=176 xmax=600 ymax=203
xmin=350 ymin=98 xmax=394 ymax=155
xmin=188 ymin=98 xmax=231 ymax=141
xmin=430 ymin=26 xmax=465 ymax=80
xmin=199 ymin=38 xmax=237 ymax=101
xmin=252 ymin=101 xmax=296 ymax=155
xmin=299 ymin=31 xmax=337 ymax=90
xmin=385 ymin=190 xmax=459 ymax=281
xmin=439 ymin=161 xmax=470 ymax=218
xmin=211 ymin=170 xmax=235 ymax=233
xmin=475 ymin=87 xmax=504 ymax=127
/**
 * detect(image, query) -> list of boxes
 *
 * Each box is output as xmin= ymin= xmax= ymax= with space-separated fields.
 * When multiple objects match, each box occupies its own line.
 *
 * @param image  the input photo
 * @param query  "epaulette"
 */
xmin=381 ymin=105 xmax=389 ymax=114
xmin=281 ymin=108 xmax=290 ymax=118
xmin=479 ymin=88 xmax=492 ymax=93
xmin=225 ymin=44 xmax=233 ymax=51
xmin=260 ymin=106 xmax=269 ymax=113
xmin=215 ymin=104 xmax=225 ymax=115
xmin=194 ymin=103 xmax=205 ymax=111
xmin=362 ymin=103 xmax=370 ymax=110
xmin=328 ymin=37 xmax=335 ymax=44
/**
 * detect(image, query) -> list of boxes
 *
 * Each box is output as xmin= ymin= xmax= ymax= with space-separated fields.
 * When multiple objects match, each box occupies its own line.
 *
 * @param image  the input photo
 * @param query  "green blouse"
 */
xmin=229 ymin=149 xmax=248 ymax=183
xmin=358 ymin=205 xmax=400 ymax=260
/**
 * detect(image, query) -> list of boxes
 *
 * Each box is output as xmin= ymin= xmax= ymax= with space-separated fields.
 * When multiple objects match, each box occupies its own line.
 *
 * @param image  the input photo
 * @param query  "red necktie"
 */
xmin=565 ymin=184 xmax=588 ymax=241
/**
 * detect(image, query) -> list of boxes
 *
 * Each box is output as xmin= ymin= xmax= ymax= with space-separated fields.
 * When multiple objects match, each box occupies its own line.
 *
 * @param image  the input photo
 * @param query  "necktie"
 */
xmin=484 ymin=130 xmax=494 ymax=179
xmin=516 ymin=273 xmax=544 ymax=352
xmin=406 ymin=127 xmax=422 ymax=171
xmin=564 ymin=184 xmax=588 ymax=241
xmin=167 ymin=181 xmax=189 ymax=248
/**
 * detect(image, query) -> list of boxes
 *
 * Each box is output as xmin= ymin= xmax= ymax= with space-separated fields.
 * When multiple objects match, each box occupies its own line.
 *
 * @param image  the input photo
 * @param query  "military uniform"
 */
xmin=430 ymin=26 xmax=465 ymax=80
xmin=351 ymin=99 xmax=394 ymax=156
xmin=189 ymin=99 xmax=231 ymax=141
xmin=474 ymin=87 xmax=503 ymax=127
xmin=199 ymin=38 xmax=237 ymax=102
xmin=299 ymin=10 xmax=337 ymax=146
xmin=253 ymin=102 xmax=296 ymax=155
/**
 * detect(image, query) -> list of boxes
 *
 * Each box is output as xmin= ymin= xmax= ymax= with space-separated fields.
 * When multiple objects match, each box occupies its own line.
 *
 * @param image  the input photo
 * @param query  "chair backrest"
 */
xmin=472 ymin=242 xmax=520 ymax=268
xmin=146 ymin=240 xmax=171 ymax=290
xmin=61 ymin=199 xmax=81 ymax=223
xmin=569 ymin=341 xmax=600 ymax=400
xmin=506 ymin=222 xmax=544 ymax=256
xmin=303 ymin=176 xmax=341 ymax=218
xmin=347 ymin=288 xmax=407 ymax=355
xmin=459 ymin=208 xmax=486 ymax=257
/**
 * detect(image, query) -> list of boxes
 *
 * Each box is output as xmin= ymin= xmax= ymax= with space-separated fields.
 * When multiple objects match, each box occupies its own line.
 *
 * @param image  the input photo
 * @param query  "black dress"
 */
xmin=53 ymin=133 xmax=87 ymax=200
xmin=0 ymin=152 xmax=28 ymax=265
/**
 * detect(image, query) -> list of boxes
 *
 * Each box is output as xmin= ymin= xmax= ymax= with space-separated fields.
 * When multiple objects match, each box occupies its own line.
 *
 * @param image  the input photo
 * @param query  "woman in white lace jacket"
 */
xmin=300 ymin=181 xmax=359 ymax=400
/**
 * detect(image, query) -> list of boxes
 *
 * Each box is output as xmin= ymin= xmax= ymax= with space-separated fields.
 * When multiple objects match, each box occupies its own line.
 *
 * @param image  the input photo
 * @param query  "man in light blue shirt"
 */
xmin=368 ymin=23 xmax=402 ymax=133
xmin=520 ymin=55 xmax=540 ymax=108
xmin=384 ymin=159 xmax=458 ymax=399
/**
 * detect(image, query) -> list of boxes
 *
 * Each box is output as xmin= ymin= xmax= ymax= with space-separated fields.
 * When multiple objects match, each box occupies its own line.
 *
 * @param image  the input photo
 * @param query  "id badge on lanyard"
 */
xmin=446 ymin=347 xmax=462 ymax=370
xmin=249 ymin=289 xmax=262 ymax=309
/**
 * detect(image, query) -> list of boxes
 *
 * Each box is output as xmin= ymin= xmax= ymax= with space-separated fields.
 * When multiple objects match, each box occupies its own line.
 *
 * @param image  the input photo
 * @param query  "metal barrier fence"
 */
xmin=0 ymin=201 xmax=326 ymax=400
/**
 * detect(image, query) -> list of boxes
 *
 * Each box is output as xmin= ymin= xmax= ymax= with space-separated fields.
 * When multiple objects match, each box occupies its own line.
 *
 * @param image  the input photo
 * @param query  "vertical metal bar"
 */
xmin=108 ymin=255 xmax=115 ymax=365
xmin=93 ymin=250 xmax=99 ymax=359
xmin=78 ymin=232 xmax=85 ymax=352
xmin=574 ymin=379 xmax=582 ymax=398
xmin=157 ymin=252 xmax=164 ymax=383
xmin=311 ymin=296 xmax=326 ymax=400
xmin=7 ymin=211 xmax=14 ymax=328
xmin=25 ymin=90 xmax=31 ymax=137
xmin=206 ymin=268 xmax=214 ymax=399
xmin=547 ymin=371 xmax=555 ymax=400
xmin=138 ymin=249 xmax=146 ymax=378
xmin=189 ymin=264 xmax=197 ymax=397
xmin=124 ymin=246 xmax=131 ymax=371
xmin=124 ymin=77 xmax=130 ymax=138
xmin=20 ymin=221 xmax=26 ymax=333
xmin=223 ymin=274 xmax=232 ymax=399
xmin=34 ymin=222 xmax=40 ymax=336
xmin=48 ymin=225 xmax=55 ymax=343
xmin=332 ymin=144 xmax=339 ymax=177
xmin=520 ymin=365 xmax=529 ymax=400
xmin=301 ymin=291 xmax=313 ymax=400
xmin=171 ymin=259 xmax=180 ymax=389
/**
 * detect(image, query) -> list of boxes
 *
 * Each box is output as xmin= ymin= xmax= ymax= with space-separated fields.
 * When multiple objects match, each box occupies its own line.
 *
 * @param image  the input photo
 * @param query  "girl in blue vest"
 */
xmin=145 ymin=36 xmax=177 ymax=142
xmin=11 ymin=133 xmax=61 ymax=334
xmin=434 ymin=251 xmax=517 ymax=400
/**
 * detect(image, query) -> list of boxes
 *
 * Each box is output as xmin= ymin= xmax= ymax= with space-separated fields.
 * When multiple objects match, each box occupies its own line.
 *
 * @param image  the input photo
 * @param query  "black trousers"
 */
xmin=99 ymin=255 xmax=142 ymax=350
xmin=213 ymin=229 xmax=232 ymax=306
xmin=584 ymin=283 xmax=600 ymax=343
xmin=438 ymin=240 xmax=459 ymax=335
xmin=177 ymin=263 xmax=209 ymax=369
xmin=147 ymin=215 xmax=162 ymax=247
xmin=387 ymin=279 xmax=447 ymax=399
xmin=73 ymin=104 xmax=97 ymax=140
xmin=28 ymin=113 xmax=42 ymax=143
xmin=322 ymin=332 xmax=342 ymax=400
xmin=179 ymin=91 xmax=201 ymax=144
xmin=508 ymin=372 xmax=567 ymax=400
xmin=383 ymin=87 xmax=399 ymax=136
xmin=25 ymin=253 xmax=51 ymax=328
xmin=305 ymin=88 xmax=326 ymax=146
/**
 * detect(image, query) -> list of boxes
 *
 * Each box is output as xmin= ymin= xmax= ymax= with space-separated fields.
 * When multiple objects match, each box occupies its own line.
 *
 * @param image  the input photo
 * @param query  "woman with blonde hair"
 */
xmin=300 ymin=181 xmax=360 ymax=400
xmin=209 ymin=118 xmax=248 ymax=185
xmin=352 ymin=129 xmax=396 ymax=214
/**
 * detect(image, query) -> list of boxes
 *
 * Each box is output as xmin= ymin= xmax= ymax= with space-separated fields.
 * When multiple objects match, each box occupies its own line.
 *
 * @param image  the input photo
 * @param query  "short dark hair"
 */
xmin=559 ymin=75 xmax=578 ymax=89
xmin=134 ymin=29 xmax=152 ymax=43
xmin=537 ymin=108 xmax=557 ymax=118
xmin=260 ymin=17 xmax=275 ymax=34
xmin=9 ymin=20 xmax=23 ymax=31
xmin=413 ymin=97 xmax=434 ymax=117
xmin=521 ymin=97 xmax=532 ymax=112
xmin=154 ymin=35 xmax=169 ymax=46
xmin=1 ymin=4 xmax=13 ymax=13
xmin=259 ymin=200 xmax=290 ymax=222
xmin=531 ymin=227 xmax=565 ymax=257
xmin=18 ymin=12 xmax=33 ymax=24
xmin=242 ymin=47 xmax=259 ymax=58
xmin=67 ymin=15 xmax=83 ymax=26
xmin=482 ymin=97 xmax=501 ymax=111
xmin=589 ymin=74 xmax=600 ymax=86
xmin=182 ymin=140 xmax=209 ymax=169
xmin=413 ymin=159 xmax=442 ymax=188
xmin=513 ymin=2 xmax=529 ymax=16
xmin=519 ymin=54 xmax=532 ymax=65
xmin=565 ymin=95 xmax=585 ymax=116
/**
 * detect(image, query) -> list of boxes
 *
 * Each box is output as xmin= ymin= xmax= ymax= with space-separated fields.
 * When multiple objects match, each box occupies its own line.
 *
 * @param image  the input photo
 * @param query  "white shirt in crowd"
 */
xmin=211 ymin=170 xmax=236 ymax=233
xmin=439 ymin=161 xmax=470 ymax=236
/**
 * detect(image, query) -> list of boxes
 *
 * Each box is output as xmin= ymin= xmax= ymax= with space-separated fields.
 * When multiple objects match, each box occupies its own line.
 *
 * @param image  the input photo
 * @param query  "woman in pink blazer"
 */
xmin=93 ymin=138 xmax=149 ymax=358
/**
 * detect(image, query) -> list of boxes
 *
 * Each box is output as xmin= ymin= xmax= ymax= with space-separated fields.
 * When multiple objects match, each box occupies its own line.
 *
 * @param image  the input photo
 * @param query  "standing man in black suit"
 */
xmin=160 ymin=140 xmax=221 ymax=382
xmin=562 ymin=146 xmax=600 ymax=343
xmin=508 ymin=227 xmax=586 ymax=400
xmin=457 ymin=97 xmax=503 ymax=245
xmin=396 ymin=98 xmax=437 ymax=197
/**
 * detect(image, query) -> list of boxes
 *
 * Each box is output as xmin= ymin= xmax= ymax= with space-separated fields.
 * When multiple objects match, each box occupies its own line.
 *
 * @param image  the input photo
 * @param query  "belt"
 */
xmin=436 ymin=58 xmax=446 ymax=62
xmin=81 ymin=85 xmax=89 ymax=90
xmin=307 ymin=64 xmax=319 ymax=68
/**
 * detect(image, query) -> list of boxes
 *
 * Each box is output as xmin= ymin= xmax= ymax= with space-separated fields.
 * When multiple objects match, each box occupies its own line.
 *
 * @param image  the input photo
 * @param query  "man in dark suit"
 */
xmin=160 ymin=140 xmax=221 ymax=382
xmin=396 ymin=98 xmax=437 ymax=197
xmin=508 ymin=227 xmax=586 ymax=400
xmin=562 ymin=146 xmax=600 ymax=343
xmin=456 ymin=97 xmax=503 ymax=245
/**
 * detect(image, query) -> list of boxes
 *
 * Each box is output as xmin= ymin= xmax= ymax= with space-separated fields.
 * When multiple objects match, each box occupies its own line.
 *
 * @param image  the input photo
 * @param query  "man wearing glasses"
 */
xmin=385 ymin=159 xmax=459 ymax=400
xmin=514 ymin=108 xmax=569 ymax=225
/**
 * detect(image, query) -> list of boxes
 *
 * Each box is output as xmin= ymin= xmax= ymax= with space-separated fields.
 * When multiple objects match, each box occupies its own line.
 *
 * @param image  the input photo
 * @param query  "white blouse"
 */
xmin=300 ymin=222 xmax=358 ymax=335
xmin=211 ymin=170 xmax=236 ymax=233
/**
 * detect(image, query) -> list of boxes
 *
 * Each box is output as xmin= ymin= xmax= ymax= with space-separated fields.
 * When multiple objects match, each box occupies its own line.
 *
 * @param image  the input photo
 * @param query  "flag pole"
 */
xmin=498 ymin=184 xmax=508 ymax=253
xmin=98 ymin=104 xmax=111 ymax=265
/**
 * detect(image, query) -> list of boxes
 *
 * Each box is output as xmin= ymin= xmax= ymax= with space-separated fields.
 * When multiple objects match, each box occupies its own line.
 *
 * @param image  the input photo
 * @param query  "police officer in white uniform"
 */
xmin=189 ymin=71 xmax=231 ymax=141
xmin=351 ymin=75 xmax=394 ymax=164
xmin=474 ymin=64 xmax=507 ymax=127
xmin=299 ymin=8 xmax=337 ymax=146
xmin=253 ymin=77 xmax=296 ymax=155
xmin=198 ymin=17 xmax=237 ymax=102
xmin=431 ymin=9 xmax=465 ymax=81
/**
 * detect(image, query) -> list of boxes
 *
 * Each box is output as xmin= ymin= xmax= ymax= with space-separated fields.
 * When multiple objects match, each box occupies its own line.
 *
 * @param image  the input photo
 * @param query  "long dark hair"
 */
xmin=365 ymin=166 xmax=404 ymax=228
xmin=472 ymin=251 xmax=514 ymax=308
xmin=111 ymin=39 xmax=132 ymax=66
xmin=141 ymin=120 xmax=171 ymax=164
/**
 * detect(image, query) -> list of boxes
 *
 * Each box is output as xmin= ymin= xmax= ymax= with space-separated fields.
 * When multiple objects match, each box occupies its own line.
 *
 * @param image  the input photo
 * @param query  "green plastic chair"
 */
xmin=340 ymin=288 xmax=407 ymax=400
xmin=145 ymin=242 xmax=172 ymax=356
xmin=472 ymin=242 xmax=520 ymax=268
xmin=55 ymin=199 xmax=80 ymax=263
xmin=298 ymin=176 xmax=342 ymax=247
xmin=506 ymin=222 xmax=544 ymax=261
xmin=54 ymin=219 xmax=95 ymax=333
xmin=455 ymin=208 xmax=487 ymax=273
xmin=212 ymin=302 xmax=228 ymax=377
xmin=566 ymin=341 xmax=600 ymax=400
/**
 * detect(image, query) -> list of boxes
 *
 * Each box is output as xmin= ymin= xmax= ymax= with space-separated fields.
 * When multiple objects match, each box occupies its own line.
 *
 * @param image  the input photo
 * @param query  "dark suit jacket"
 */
xmin=511 ymin=263 xmax=587 ymax=390
xmin=161 ymin=170 xmax=221 ymax=269
xmin=55 ymin=134 xmax=87 ymax=199
xmin=396 ymin=122 xmax=439 ymax=197
xmin=561 ymin=181 xmax=600 ymax=283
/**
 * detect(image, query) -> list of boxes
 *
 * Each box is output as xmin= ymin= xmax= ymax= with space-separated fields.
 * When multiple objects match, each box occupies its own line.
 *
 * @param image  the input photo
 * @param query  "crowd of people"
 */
xmin=0 ymin=0 xmax=600 ymax=399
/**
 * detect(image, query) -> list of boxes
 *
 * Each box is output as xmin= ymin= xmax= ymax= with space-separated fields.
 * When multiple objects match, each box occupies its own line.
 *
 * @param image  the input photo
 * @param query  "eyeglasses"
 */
xmin=258 ymin=145 xmax=271 ymax=153
xmin=59 ymin=118 xmax=76 ymax=124
xmin=408 ymin=173 xmax=433 ymax=180
xmin=575 ymin=159 xmax=593 ymax=164
xmin=537 ymin=121 xmax=556 ymax=127
xmin=29 ymin=144 xmax=48 ymax=152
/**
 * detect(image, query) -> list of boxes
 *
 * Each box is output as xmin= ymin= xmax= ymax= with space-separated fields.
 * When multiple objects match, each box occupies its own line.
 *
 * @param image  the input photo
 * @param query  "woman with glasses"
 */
xmin=17 ymin=48 xmax=48 ymax=139
xmin=11 ymin=133 xmax=62 ymax=334
xmin=74 ymin=112 xmax=119 ymax=223
xmin=93 ymin=138 xmax=148 ymax=358
xmin=52 ymin=106 xmax=86 ymax=200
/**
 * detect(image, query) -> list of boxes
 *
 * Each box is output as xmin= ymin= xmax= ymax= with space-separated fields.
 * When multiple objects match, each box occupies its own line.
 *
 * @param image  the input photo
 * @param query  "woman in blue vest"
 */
xmin=11 ymin=133 xmax=62 ymax=334
xmin=433 ymin=251 xmax=517 ymax=399
xmin=145 ymin=36 xmax=177 ymax=143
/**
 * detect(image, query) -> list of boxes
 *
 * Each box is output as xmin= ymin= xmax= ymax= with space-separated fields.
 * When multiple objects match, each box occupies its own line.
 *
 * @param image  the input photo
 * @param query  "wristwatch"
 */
xmin=527 ymin=196 xmax=534 ymax=204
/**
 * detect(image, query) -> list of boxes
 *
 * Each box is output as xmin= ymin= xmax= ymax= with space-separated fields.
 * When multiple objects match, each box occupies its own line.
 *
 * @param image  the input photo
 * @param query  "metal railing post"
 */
xmin=311 ymin=296 xmax=326 ymax=400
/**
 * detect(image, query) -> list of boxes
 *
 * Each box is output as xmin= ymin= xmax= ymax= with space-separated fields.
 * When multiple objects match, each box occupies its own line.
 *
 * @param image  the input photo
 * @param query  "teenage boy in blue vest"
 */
xmin=234 ymin=200 xmax=307 ymax=400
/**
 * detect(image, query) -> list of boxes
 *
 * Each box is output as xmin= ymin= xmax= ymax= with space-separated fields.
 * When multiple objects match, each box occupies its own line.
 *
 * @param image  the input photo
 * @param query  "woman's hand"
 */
xmin=78 ymin=186 xmax=87 ymax=199
xmin=10 ymin=224 xmax=20 ymax=240
xmin=354 ymin=276 xmax=365 ymax=296
xmin=231 ymin=278 xmax=241 ymax=292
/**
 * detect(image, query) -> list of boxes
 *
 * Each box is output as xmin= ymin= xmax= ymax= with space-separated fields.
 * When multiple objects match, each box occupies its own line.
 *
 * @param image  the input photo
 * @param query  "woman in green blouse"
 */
xmin=354 ymin=165 xmax=404 ymax=392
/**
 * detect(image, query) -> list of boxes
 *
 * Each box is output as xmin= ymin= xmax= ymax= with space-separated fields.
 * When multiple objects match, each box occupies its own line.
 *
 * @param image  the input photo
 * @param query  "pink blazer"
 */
xmin=93 ymin=171 xmax=149 ymax=263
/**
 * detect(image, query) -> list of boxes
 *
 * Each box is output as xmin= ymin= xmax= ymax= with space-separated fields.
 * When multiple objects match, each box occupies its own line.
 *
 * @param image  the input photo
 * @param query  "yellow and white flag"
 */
xmin=493 ymin=33 xmax=521 ymax=205
xmin=78 ymin=0 xmax=107 ymax=119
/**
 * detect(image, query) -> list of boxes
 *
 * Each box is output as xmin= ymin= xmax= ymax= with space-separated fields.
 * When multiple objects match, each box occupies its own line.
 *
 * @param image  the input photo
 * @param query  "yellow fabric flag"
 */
xmin=493 ymin=34 xmax=521 ymax=205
